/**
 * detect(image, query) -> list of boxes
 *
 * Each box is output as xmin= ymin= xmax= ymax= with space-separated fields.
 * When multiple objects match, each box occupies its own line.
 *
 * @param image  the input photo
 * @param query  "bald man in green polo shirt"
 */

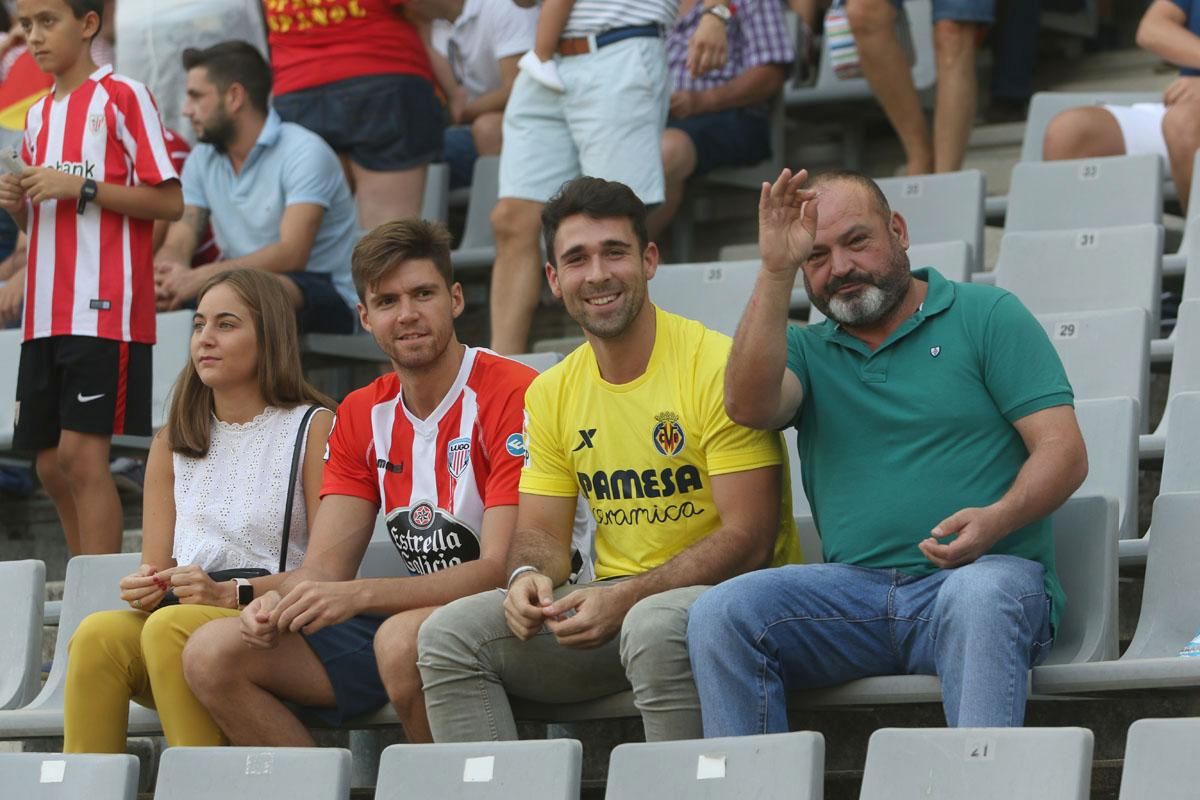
xmin=687 ymin=167 xmax=1089 ymax=735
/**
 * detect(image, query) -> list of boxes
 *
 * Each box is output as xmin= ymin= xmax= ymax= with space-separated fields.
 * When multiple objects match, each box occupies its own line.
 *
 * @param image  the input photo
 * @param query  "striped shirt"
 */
xmin=667 ymin=0 xmax=794 ymax=95
xmin=563 ymin=0 xmax=678 ymax=36
xmin=321 ymin=348 xmax=535 ymax=577
xmin=21 ymin=65 xmax=177 ymax=344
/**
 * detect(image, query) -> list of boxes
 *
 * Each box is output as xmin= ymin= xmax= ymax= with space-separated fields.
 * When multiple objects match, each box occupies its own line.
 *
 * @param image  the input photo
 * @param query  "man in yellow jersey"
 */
xmin=417 ymin=176 xmax=800 ymax=742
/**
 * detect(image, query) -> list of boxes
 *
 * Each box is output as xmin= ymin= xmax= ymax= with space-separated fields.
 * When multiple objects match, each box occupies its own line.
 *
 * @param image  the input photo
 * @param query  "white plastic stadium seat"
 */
xmin=0 ymin=559 xmax=45 ymax=710
xmin=995 ymin=225 xmax=1162 ymax=330
xmin=606 ymin=732 xmax=824 ymax=800
xmin=377 ymin=739 xmax=581 ymax=800
xmin=0 ymin=752 xmax=139 ymax=800
xmin=876 ymin=170 xmax=985 ymax=273
xmin=860 ymin=727 xmax=1093 ymax=800
xmin=154 ymin=747 xmax=351 ymax=800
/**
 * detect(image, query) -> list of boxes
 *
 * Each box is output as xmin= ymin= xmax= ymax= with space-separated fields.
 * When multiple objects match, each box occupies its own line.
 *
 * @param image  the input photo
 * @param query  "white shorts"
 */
xmin=499 ymin=36 xmax=670 ymax=205
xmin=1103 ymin=102 xmax=1169 ymax=161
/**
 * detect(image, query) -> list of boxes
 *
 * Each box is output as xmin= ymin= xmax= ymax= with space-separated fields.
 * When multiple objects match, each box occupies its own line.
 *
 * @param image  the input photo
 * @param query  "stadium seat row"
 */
xmin=5 ymin=719 xmax=1197 ymax=799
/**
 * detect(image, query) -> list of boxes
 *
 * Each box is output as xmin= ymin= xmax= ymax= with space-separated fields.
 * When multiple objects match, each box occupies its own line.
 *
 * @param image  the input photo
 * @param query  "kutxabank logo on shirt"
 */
xmin=386 ymin=501 xmax=481 ymax=575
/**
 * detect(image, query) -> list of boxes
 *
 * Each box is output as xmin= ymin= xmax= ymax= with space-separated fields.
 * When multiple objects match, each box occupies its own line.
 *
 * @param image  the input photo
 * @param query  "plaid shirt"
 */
xmin=666 ymin=0 xmax=794 ymax=96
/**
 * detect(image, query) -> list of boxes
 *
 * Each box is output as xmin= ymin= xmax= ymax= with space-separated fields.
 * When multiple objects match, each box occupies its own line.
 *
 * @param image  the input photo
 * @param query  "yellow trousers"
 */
xmin=64 ymin=604 xmax=239 ymax=753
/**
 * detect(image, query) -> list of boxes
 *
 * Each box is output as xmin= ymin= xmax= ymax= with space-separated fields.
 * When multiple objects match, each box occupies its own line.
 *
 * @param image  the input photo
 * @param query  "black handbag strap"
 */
xmin=279 ymin=405 xmax=324 ymax=573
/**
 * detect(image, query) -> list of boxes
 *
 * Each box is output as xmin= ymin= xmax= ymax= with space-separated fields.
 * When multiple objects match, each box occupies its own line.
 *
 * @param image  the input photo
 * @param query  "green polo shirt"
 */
xmin=786 ymin=268 xmax=1073 ymax=630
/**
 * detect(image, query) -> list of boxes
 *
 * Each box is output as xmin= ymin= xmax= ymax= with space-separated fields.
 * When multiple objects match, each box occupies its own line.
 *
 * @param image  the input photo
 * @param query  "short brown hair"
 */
xmin=167 ymin=269 xmax=332 ymax=458
xmin=181 ymin=41 xmax=272 ymax=114
xmin=541 ymin=177 xmax=648 ymax=267
xmin=351 ymin=219 xmax=454 ymax=303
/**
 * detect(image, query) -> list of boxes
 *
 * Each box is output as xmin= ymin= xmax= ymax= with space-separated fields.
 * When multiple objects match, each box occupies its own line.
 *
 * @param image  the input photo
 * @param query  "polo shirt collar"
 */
xmin=237 ymin=108 xmax=283 ymax=171
xmin=257 ymin=107 xmax=283 ymax=148
xmin=812 ymin=267 xmax=955 ymax=354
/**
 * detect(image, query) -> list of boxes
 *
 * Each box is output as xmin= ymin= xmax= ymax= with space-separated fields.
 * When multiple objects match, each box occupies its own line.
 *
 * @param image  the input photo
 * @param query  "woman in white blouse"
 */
xmin=63 ymin=269 xmax=335 ymax=752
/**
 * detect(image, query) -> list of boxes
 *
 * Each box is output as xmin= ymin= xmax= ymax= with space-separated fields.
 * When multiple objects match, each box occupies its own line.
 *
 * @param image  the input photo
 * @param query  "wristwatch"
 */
xmin=704 ymin=3 xmax=734 ymax=23
xmin=76 ymin=178 xmax=97 ymax=215
xmin=233 ymin=577 xmax=254 ymax=609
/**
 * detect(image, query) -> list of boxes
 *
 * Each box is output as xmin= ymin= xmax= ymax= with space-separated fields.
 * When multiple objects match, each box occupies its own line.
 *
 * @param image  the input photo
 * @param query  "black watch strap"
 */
xmin=77 ymin=178 xmax=97 ymax=215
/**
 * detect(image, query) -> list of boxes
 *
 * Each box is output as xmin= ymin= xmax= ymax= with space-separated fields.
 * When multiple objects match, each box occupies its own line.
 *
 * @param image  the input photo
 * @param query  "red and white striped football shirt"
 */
xmin=322 ymin=348 xmax=536 ymax=576
xmin=22 ymin=64 xmax=178 ymax=344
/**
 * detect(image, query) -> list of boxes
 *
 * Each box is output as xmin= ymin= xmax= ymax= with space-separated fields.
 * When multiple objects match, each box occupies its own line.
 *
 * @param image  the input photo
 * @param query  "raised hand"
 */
xmin=758 ymin=168 xmax=819 ymax=276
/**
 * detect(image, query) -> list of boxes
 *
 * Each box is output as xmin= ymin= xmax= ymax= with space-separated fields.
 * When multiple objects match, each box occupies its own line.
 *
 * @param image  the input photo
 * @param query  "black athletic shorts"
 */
xmin=14 ymin=335 xmax=151 ymax=451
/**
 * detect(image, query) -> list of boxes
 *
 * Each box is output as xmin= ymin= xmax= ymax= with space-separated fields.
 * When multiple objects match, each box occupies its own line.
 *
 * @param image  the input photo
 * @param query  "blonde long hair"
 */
xmin=166 ymin=269 xmax=333 ymax=457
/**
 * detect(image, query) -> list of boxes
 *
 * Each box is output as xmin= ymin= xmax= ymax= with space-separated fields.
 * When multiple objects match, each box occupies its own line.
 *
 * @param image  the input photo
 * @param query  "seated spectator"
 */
xmin=1043 ymin=0 xmax=1200 ymax=210
xmin=846 ymin=0 xmax=989 ymax=174
xmin=418 ymin=177 xmax=800 ymax=743
xmin=263 ymin=0 xmax=446 ymax=230
xmin=687 ymin=169 xmax=1087 ymax=735
xmin=647 ymin=0 xmax=793 ymax=240
xmin=155 ymin=127 xmax=221 ymax=265
xmin=424 ymin=0 xmax=538 ymax=190
xmin=181 ymin=220 xmax=557 ymax=744
xmin=487 ymin=0 xmax=730 ymax=354
xmin=63 ymin=269 xmax=333 ymax=752
xmin=154 ymin=42 xmax=358 ymax=335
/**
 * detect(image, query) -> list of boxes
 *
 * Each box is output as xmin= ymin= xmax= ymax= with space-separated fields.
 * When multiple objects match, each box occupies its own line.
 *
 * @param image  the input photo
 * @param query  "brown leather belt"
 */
xmin=557 ymin=24 xmax=662 ymax=57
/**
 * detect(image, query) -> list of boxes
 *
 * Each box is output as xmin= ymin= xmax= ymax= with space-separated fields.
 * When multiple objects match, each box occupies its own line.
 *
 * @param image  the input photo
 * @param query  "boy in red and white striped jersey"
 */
xmin=0 ymin=0 xmax=182 ymax=555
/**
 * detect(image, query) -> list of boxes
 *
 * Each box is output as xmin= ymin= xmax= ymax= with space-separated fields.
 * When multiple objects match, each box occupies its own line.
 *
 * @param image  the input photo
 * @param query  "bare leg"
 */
xmin=36 ymin=448 xmax=81 ymax=556
xmin=349 ymin=162 xmax=427 ymax=230
xmin=932 ymin=20 xmax=980 ymax=173
xmin=471 ymin=112 xmax=504 ymax=156
xmin=373 ymin=606 xmax=439 ymax=744
xmin=847 ymin=0 xmax=933 ymax=174
xmin=56 ymin=431 xmax=121 ymax=554
xmin=1042 ymin=107 xmax=1126 ymax=161
xmin=647 ymin=128 xmax=699 ymax=242
xmin=183 ymin=617 xmax=337 ymax=746
xmin=488 ymin=198 xmax=546 ymax=355
xmin=1162 ymin=101 xmax=1200 ymax=212
xmin=790 ymin=0 xmax=823 ymax=30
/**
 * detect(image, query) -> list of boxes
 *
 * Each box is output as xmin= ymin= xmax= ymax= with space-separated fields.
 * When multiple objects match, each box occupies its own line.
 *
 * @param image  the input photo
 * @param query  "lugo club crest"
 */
xmin=652 ymin=411 xmax=686 ymax=456
xmin=386 ymin=501 xmax=481 ymax=575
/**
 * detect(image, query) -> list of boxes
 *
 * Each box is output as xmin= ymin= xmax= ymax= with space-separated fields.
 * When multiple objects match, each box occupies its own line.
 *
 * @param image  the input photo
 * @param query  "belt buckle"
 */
xmin=586 ymin=33 xmax=598 ymax=53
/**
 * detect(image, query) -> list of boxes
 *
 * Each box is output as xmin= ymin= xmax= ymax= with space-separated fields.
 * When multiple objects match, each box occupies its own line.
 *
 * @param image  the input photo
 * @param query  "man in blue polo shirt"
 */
xmin=153 ymin=41 xmax=357 ymax=334
xmin=688 ymin=168 xmax=1088 ymax=734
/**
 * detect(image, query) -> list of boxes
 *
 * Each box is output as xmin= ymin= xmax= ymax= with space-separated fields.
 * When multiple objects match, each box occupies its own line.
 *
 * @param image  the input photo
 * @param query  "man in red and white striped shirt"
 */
xmin=183 ymin=219 xmax=589 ymax=745
xmin=0 ymin=0 xmax=181 ymax=555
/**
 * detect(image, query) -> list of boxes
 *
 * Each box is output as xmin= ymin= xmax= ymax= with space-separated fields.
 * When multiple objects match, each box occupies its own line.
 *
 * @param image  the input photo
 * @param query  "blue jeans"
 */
xmin=687 ymin=555 xmax=1053 ymax=736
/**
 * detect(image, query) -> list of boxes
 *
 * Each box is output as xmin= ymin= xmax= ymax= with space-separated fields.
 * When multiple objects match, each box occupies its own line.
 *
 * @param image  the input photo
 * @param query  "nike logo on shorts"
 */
xmin=77 ymin=393 xmax=105 ymax=403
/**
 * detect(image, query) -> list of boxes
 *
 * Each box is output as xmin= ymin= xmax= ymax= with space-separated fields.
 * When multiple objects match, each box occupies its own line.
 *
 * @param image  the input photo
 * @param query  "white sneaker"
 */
xmin=518 ymin=50 xmax=565 ymax=92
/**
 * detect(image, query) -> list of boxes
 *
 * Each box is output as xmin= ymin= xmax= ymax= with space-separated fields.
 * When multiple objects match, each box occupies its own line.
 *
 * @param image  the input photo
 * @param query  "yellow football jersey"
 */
xmin=520 ymin=306 xmax=801 ymax=578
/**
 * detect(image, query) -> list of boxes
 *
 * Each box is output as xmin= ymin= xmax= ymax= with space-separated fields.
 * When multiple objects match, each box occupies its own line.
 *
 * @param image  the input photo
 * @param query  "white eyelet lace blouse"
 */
xmin=171 ymin=405 xmax=328 ymax=572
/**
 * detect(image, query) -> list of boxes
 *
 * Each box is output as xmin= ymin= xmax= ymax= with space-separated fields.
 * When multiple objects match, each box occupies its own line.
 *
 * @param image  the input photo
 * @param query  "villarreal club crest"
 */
xmin=653 ymin=411 xmax=686 ymax=457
